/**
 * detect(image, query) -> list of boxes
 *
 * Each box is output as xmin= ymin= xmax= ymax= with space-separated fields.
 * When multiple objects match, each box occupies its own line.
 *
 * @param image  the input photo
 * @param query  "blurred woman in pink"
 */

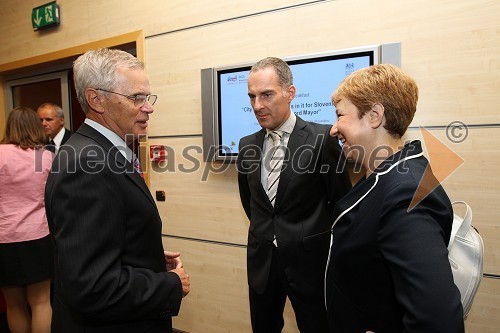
xmin=0 ymin=107 xmax=54 ymax=333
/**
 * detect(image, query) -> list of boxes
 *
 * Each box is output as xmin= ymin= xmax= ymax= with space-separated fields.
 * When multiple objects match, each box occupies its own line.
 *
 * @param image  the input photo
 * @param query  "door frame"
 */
xmin=0 ymin=30 xmax=144 ymax=136
xmin=0 ymin=30 xmax=149 ymax=183
xmin=3 ymin=71 xmax=72 ymax=128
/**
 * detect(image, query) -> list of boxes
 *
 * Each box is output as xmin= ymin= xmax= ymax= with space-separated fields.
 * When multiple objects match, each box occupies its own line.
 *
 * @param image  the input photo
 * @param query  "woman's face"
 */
xmin=334 ymin=98 xmax=372 ymax=165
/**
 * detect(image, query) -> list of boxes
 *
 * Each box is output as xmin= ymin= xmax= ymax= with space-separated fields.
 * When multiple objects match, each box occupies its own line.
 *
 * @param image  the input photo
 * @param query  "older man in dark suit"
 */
xmin=237 ymin=57 xmax=351 ymax=332
xmin=45 ymin=48 xmax=190 ymax=333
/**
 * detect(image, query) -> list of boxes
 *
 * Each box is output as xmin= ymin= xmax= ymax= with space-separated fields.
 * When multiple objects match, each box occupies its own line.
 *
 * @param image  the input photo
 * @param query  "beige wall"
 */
xmin=1 ymin=0 xmax=499 ymax=332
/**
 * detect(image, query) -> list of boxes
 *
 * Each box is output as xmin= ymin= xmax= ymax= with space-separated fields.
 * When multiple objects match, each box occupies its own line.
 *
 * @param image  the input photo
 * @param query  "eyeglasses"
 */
xmin=96 ymin=88 xmax=157 ymax=107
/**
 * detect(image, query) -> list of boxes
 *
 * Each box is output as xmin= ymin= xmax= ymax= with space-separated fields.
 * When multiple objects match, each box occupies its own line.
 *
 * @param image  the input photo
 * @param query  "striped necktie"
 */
xmin=266 ymin=130 xmax=284 ymax=207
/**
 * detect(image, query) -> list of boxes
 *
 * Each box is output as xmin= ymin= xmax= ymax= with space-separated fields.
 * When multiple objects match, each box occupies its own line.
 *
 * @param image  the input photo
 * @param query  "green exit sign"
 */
xmin=32 ymin=1 xmax=60 ymax=31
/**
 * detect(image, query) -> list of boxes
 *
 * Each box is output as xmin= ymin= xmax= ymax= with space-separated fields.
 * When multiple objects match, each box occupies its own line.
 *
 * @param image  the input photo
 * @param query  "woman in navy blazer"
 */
xmin=325 ymin=64 xmax=464 ymax=332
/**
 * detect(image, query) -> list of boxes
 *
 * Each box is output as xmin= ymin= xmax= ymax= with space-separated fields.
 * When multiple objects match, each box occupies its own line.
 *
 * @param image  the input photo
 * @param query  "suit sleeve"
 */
xmin=237 ymin=140 xmax=252 ymax=219
xmin=378 ymin=183 xmax=464 ymax=332
xmin=47 ymin=162 xmax=182 ymax=321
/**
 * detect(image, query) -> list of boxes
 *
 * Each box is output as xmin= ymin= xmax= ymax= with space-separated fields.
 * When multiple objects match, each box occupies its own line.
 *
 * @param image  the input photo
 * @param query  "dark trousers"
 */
xmin=249 ymin=248 xmax=328 ymax=333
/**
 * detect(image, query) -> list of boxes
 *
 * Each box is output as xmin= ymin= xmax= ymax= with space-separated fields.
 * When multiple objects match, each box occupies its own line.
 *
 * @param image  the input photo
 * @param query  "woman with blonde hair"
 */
xmin=325 ymin=64 xmax=464 ymax=332
xmin=0 ymin=107 xmax=53 ymax=333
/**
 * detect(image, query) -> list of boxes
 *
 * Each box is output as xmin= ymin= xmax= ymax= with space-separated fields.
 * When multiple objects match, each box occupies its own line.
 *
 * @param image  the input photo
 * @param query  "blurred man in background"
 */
xmin=37 ymin=103 xmax=72 ymax=153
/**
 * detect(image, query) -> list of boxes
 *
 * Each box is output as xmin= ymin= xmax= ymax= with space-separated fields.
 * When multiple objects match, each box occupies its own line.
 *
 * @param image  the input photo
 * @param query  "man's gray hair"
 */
xmin=73 ymin=48 xmax=144 ymax=114
xmin=38 ymin=102 xmax=64 ymax=119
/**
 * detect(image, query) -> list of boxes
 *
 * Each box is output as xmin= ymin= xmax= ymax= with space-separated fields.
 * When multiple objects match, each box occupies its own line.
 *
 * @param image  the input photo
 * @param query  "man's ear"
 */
xmin=287 ymin=85 xmax=296 ymax=102
xmin=369 ymin=103 xmax=385 ymax=129
xmin=86 ymin=88 xmax=105 ymax=114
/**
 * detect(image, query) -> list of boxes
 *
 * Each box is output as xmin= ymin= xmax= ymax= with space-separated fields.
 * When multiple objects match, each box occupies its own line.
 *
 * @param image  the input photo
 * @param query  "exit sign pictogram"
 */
xmin=32 ymin=1 xmax=60 ymax=31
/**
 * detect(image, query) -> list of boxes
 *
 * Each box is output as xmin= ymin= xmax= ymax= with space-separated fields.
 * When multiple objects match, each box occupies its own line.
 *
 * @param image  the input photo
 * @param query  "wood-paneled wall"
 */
xmin=1 ymin=0 xmax=499 ymax=332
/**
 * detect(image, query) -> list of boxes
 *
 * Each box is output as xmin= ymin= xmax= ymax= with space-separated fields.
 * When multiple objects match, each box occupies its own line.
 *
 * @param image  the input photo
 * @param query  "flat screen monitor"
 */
xmin=201 ymin=43 xmax=400 ymax=162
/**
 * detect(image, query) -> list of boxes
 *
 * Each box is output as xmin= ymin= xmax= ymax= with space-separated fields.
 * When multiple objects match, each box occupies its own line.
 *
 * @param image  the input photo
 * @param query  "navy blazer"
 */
xmin=238 ymin=116 xmax=351 ymax=300
xmin=45 ymin=123 xmax=182 ymax=333
xmin=325 ymin=141 xmax=464 ymax=333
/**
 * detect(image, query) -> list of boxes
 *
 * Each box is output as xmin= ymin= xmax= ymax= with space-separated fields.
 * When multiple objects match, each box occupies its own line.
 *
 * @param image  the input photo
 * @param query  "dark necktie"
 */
xmin=46 ymin=139 xmax=56 ymax=153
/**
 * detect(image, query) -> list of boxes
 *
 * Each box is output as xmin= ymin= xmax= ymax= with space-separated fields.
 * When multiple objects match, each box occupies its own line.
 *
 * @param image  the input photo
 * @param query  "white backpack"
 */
xmin=448 ymin=201 xmax=484 ymax=319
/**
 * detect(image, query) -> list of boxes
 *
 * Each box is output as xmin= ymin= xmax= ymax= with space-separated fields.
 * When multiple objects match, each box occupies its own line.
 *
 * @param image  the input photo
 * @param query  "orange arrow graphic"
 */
xmin=409 ymin=127 xmax=464 ymax=210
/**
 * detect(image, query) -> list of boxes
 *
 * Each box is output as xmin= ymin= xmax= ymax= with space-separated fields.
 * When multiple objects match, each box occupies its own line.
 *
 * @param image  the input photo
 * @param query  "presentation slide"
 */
xmin=218 ymin=55 xmax=372 ymax=154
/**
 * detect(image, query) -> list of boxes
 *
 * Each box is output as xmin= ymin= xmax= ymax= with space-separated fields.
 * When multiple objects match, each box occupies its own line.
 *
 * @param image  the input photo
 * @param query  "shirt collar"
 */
xmin=84 ymin=119 xmax=133 ymax=162
xmin=266 ymin=111 xmax=296 ymax=137
xmin=52 ymin=127 xmax=65 ymax=147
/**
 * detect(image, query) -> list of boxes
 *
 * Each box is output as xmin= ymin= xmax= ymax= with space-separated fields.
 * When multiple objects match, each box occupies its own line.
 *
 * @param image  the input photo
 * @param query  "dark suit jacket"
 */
xmin=325 ymin=141 xmax=464 ymax=332
xmin=45 ymin=123 xmax=182 ymax=333
xmin=60 ymin=127 xmax=73 ymax=145
xmin=237 ymin=116 xmax=351 ymax=300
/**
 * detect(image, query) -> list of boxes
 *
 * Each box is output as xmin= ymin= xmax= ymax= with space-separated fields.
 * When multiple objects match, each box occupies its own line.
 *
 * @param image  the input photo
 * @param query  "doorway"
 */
xmin=0 ymin=30 xmax=144 ymax=132
xmin=4 ymin=71 xmax=74 ymax=130
xmin=0 ymin=30 xmax=149 ymax=182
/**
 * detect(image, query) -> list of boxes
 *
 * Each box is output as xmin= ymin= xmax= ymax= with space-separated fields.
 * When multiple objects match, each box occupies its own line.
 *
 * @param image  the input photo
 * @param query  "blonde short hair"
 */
xmin=332 ymin=64 xmax=418 ymax=138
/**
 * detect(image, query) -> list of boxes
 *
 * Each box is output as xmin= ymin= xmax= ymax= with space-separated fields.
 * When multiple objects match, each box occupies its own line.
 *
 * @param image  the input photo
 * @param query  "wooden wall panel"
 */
xmin=0 ymin=0 xmax=310 ymax=64
xmin=465 ymin=278 xmax=500 ymax=332
xmin=149 ymin=137 xmax=249 ymax=245
xmin=162 ymin=237 xmax=250 ymax=332
xmin=146 ymin=0 xmax=500 ymax=138
xmin=163 ymin=237 xmax=299 ymax=333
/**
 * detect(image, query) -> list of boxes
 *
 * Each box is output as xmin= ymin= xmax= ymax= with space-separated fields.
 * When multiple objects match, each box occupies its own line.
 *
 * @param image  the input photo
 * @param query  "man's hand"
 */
xmin=164 ymin=251 xmax=182 ymax=271
xmin=171 ymin=267 xmax=190 ymax=297
xmin=165 ymin=251 xmax=190 ymax=297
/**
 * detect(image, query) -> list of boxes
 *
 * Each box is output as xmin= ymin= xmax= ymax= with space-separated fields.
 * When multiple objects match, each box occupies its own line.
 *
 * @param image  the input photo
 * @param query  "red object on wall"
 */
xmin=150 ymin=145 xmax=166 ymax=162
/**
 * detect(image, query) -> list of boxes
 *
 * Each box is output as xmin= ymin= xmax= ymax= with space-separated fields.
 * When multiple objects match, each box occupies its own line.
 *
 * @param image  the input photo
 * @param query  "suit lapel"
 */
xmin=77 ymin=124 xmax=156 ymax=207
xmin=113 ymin=146 xmax=156 ymax=207
xmin=61 ymin=129 xmax=72 ymax=145
xmin=253 ymin=129 xmax=268 ymax=200
xmin=274 ymin=117 xmax=308 ymax=208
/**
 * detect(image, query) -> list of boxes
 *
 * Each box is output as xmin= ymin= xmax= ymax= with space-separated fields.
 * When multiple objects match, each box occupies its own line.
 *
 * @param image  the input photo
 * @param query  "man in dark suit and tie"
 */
xmin=237 ymin=57 xmax=351 ymax=332
xmin=37 ymin=102 xmax=72 ymax=153
xmin=45 ymin=48 xmax=190 ymax=333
